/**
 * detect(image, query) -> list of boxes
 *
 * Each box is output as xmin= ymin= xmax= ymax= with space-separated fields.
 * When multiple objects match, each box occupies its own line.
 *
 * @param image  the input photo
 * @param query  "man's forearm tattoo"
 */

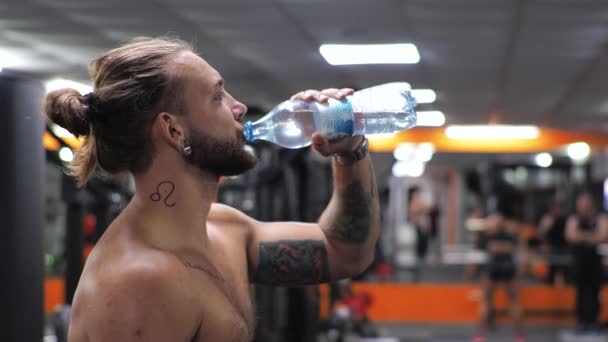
xmin=325 ymin=165 xmax=376 ymax=244
xmin=149 ymin=181 xmax=176 ymax=207
xmin=253 ymin=240 xmax=330 ymax=286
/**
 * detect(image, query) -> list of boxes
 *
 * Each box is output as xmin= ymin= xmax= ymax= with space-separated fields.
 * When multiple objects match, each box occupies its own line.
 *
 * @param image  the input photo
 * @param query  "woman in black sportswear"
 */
xmin=474 ymin=213 xmax=525 ymax=342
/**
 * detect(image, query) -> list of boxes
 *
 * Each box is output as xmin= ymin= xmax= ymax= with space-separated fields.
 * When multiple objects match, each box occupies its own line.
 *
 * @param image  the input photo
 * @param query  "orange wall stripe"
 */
xmin=43 ymin=132 xmax=60 ymax=151
xmin=61 ymin=136 xmax=82 ymax=150
xmin=369 ymin=127 xmax=608 ymax=153
xmin=321 ymin=283 xmax=608 ymax=324
xmin=44 ymin=277 xmax=65 ymax=314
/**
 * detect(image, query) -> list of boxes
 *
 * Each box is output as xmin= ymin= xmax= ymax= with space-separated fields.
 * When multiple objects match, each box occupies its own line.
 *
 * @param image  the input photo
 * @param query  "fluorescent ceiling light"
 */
xmin=567 ymin=142 xmax=590 ymax=161
xmin=604 ymin=179 xmax=608 ymax=208
xmin=534 ymin=153 xmax=553 ymax=168
xmin=415 ymin=142 xmax=435 ymax=162
xmin=393 ymin=143 xmax=416 ymax=161
xmin=319 ymin=43 xmax=420 ymax=65
xmin=392 ymin=160 xmax=425 ymax=178
xmin=45 ymin=78 xmax=93 ymax=95
xmin=445 ymin=125 xmax=540 ymax=140
xmin=393 ymin=142 xmax=435 ymax=163
xmin=0 ymin=51 xmax=22 ymax=72
xmin=416 ymin=111 xmax=446 ymax=127
xmin=50 ymin=123 xmax=75 ymax=139
xmin=410 ymin=89 xmax=436 ymax=104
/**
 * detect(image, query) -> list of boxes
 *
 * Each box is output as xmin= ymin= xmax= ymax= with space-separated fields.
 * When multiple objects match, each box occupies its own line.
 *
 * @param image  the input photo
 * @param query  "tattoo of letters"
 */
xmin=149 ymin=181 xmax=176 ymax=207
xmin=253 ymin=240 xmax=330 ymax=286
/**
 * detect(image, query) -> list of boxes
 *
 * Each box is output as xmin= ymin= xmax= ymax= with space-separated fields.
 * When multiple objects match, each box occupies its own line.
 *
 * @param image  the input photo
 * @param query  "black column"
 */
xmin=0 ymin=72 xmax=45 ymax=342
xmin=62 ymin=173 xmax=85 ymax=305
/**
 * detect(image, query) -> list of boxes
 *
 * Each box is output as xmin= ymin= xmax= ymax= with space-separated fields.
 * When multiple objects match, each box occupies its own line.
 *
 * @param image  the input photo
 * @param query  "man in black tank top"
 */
xmin=474 ymin=213 xmax=525 ymax=342
xmin=565 ymin=191 xmax=608 ymax=336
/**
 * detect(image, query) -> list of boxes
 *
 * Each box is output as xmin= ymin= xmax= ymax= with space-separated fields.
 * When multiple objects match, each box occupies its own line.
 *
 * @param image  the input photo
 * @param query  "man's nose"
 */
xmin=233 ymin=101 xmax=247 ymax=120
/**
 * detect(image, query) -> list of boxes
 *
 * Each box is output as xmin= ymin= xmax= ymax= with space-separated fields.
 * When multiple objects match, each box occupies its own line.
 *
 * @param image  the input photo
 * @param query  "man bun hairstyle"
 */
xmin=43 ymin=36 xmax=194 ymax=187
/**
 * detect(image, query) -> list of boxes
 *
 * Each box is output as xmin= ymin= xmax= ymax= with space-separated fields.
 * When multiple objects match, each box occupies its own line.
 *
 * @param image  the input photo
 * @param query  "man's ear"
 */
xmin=153 ymin=112 xmax=186 ymax=152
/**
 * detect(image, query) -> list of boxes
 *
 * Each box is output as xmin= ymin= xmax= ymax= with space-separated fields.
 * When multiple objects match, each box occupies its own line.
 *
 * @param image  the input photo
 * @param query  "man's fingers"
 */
xmin=311 ymin=133 xmax=356 ymax=156
xmin=320 ymin=88 xmax=354 ymax=100
xmin=291 ymin=88 xmax=354 ymax=102
xmin=337 ymin=88 xmax=354 ymax=99
xmin=290 ymin=90 xmax=315 ymax=101
xmin=291 ymin=90 xmax=330 ymax=103
xmin=311 ymin=133 xmax=332 ymax=156
xmin=311 ymin=133 xmax=326 ymax=146
xmin=320 ymin=88 xmax=340 ymax=98
xmin=290 ymin=91 xmax=304 ymax=100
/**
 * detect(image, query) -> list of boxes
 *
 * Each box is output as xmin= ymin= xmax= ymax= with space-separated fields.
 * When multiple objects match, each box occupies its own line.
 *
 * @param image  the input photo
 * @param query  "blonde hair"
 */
xmin=44 ymin=36 xmax=193 ymax=187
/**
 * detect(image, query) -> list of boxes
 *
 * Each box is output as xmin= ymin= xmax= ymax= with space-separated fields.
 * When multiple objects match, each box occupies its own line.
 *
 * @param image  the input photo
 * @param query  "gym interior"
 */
xmin=2 ymin=1 xmax=608 ymax=341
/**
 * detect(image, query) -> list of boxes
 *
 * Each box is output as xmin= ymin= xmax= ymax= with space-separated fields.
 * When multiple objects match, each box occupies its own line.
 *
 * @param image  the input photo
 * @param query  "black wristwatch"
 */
xmin=333 ymin=137 xmax=369 ymax=165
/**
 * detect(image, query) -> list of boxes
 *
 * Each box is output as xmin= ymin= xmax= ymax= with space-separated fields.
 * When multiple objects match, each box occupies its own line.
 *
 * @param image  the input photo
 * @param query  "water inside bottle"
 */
xmin=268 ymin=108 xmax=317 ymax=148
xmin=354 ymin=111 xmax=417 ymax=135
xmin=264 ymin=109 xmax=416 ymax=147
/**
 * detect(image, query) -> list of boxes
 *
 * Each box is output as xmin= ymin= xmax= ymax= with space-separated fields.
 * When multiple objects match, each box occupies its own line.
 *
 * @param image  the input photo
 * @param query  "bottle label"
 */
xmin=316 ymin=98 xmax=354 ymax=139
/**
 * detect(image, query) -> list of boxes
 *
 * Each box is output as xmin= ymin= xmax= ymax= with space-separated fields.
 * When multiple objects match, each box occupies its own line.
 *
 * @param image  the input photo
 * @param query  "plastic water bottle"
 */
xmin=243 ymin=82 xmax=418 ymax=149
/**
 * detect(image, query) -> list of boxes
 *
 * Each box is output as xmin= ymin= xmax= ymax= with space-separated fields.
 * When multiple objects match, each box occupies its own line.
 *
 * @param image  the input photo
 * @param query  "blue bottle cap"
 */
xmin=244 ymin=121 xmax=254 ymax=142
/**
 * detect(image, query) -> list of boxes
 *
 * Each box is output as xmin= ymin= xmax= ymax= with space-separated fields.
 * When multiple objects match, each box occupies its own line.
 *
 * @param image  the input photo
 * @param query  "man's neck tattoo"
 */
xmin=149 ymin=181 xmax=177 ymax=207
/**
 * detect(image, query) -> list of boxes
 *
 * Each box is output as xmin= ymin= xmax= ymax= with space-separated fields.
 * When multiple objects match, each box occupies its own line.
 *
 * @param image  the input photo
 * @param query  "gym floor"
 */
xmin=371 ymin=323 xmax=606 ymax=342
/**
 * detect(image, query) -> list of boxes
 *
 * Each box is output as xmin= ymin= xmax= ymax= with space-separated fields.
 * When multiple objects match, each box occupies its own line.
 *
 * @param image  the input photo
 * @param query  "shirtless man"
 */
xmin=44 ymin=37 xmax=380 ymax=341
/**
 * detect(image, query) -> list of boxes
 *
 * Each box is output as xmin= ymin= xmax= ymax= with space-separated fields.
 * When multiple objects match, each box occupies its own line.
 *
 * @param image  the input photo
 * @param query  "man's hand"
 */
xmin=290 ymin=87 xmax=363 ymax=156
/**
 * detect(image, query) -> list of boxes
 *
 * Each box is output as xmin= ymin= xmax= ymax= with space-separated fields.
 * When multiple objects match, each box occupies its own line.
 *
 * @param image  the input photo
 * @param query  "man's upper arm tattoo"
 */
xmin=252 ymin=240 xmax=330 ymax=286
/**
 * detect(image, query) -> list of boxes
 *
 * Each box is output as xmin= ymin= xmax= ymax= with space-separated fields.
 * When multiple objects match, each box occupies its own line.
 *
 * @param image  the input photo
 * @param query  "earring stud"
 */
xmin=182 ymin=139 xmax=192 ymax=156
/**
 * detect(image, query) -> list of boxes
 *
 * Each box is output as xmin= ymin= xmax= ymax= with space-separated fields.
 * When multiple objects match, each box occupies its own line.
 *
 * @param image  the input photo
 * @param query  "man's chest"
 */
xmin=192 ymin=277 xmax=255 ymax=342
xmin=186 ymin=239 xmax=255 ymax=341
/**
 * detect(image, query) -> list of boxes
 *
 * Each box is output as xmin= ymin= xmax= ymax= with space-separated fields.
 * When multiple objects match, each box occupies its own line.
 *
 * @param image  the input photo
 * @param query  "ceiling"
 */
xmin=2 ymin=0 xmax=608 ymax=130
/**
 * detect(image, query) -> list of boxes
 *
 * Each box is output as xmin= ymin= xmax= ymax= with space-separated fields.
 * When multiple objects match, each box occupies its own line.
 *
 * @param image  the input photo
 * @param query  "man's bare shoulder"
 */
xmin=74 ymin=251 xmax=200 ymax=341
xmin=105 ymin=251 xmax=184 ymax=286
xmin=208 ymin=203 xmax=255 ymax=229
xmin=85 ymin=250 xmax=190 ymax=310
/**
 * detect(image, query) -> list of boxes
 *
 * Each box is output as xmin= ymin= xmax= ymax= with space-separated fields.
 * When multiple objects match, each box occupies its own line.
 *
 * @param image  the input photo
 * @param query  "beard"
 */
xmin=185 ymin=127 xmax=257 ymax=176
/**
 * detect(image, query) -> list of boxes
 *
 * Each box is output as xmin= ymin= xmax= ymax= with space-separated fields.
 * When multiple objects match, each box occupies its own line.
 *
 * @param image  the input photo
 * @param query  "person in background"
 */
xmin=537 ymin=199 xmax=569 ymax=286
xmin=474 ymin=212 xmax=526 ymax=342
xmin=428 ymin=202 xmax=441 ymax=263
xmin=464 ymin=203 xmax=486 ymax=281
xmin=407 ymin=186 xmax=430 ymax=281
xmin=565 ymin=190 xmax=608 ymax=336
